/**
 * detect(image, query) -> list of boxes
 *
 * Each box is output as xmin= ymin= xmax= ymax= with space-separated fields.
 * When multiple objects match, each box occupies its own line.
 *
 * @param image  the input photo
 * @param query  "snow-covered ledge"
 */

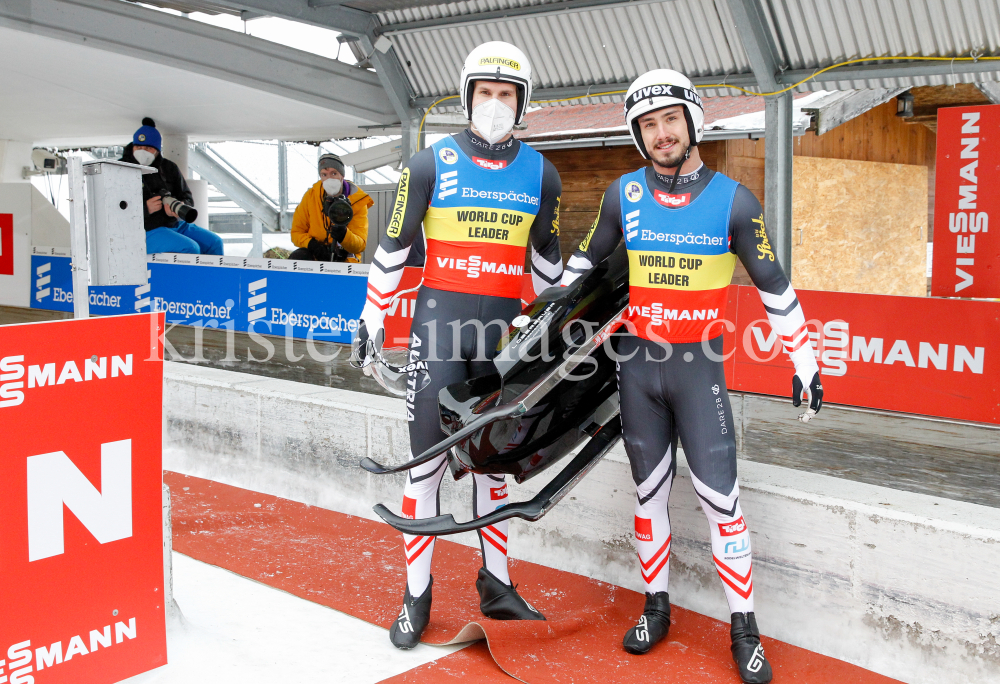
xmin=162 ymin=361 xmax=999 ymax=684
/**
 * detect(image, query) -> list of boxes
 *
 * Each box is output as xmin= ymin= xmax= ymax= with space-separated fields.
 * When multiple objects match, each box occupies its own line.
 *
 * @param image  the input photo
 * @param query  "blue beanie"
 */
xmin=133 ymin=118 xmax=161 ymax=150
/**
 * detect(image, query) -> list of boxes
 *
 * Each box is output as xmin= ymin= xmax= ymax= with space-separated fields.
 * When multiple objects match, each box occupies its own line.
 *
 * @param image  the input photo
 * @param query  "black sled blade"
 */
xmin=359 ymin=402 xmax=524 ymax=475
xmin=372 ymin=416 xmax=623 ymax=535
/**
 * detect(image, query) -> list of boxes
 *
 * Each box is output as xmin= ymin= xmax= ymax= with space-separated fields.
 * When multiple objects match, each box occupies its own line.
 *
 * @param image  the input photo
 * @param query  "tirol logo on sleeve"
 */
xmin=718 ymin=516 xmax=747 ymax=536
xmin=634 ymin=516 xmax=653 ymax=541
xmin=490 ymin=484 xmax=508 ymax=500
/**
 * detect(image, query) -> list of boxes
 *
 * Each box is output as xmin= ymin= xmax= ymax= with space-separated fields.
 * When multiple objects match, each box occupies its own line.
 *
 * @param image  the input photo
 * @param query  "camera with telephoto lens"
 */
xmin=323 ymin=194 xmax=353 ymax=227
xmin=160 ymin=192 xmax=198 ymax=223
xmin=322 ymin=194 xmax=354 ymax=261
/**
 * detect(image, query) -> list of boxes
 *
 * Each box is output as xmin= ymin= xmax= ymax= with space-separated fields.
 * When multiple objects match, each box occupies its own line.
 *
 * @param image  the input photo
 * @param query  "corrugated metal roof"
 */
xmin=373 ymin=0 xmax=1000 ymax=103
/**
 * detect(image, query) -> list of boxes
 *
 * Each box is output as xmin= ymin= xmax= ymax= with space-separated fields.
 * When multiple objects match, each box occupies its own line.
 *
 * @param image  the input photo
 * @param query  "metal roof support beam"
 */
xmin=207 ymin=0 xmax=421 ymax=140
xmin=726 ymin=0 xmax=793 ymax=277
xmin=411 ymin=73 xmax=761 ymax=108
xmin=780 ymin=61 xmax=1000 ymax=85
xmin=203 ymin=0 xmax=372 ymax=36
xmin=764 ymin=93 xmax=793 ymax=279
xmin=376 ymin=0 xmax=671 ymax=36
xmin=0 ymin=0 xmax=393 ymax=122
xmin=189 ymin=145 xmax=279 ymax=233
xmin=725 ymin=0 xmax=781 ymax=93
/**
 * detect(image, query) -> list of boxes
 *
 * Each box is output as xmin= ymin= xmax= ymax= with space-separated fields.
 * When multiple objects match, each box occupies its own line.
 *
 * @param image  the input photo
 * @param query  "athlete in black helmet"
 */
xmin=352 ymin=40 xmax=563 ymax=649
xmin=562 ymin=69 xmax=823 ymax=684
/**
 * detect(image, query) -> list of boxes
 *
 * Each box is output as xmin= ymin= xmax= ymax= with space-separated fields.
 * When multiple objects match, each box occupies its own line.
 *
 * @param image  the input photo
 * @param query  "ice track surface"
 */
xmin=123 ymin=553 xmax=464 ymax=684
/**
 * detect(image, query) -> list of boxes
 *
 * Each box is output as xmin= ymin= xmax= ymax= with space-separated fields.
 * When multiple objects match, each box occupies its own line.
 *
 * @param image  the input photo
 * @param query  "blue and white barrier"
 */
xmin=30 ymin=248 xmax=370 ymax=342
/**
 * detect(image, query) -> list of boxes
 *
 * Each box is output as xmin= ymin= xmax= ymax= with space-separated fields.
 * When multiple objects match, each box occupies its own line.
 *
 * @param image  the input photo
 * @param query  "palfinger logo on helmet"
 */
xmin=624 ymin=69 xmax=706 ymax=160
xmin=479 ymin=57 xmax=520 ymax=71
xmin=460 ymin=41 xmax=533 ymax=126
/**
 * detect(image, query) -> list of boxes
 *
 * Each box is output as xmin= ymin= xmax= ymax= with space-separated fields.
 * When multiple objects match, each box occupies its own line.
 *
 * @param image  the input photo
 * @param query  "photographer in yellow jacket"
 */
xmin=290 ymin=153 xmax=374 ymax=263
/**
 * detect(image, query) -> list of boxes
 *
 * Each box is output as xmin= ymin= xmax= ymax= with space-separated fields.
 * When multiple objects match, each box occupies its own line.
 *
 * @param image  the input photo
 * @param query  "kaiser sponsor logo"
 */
xmin=719 ymin=516 xmax=746 ymax=537
xmin=1 ymin=353 xmax=133 ymax=409
xmin=490 ymin=485 xmax=508 ymax=500
xmin=654 ymin=190 xmax=690 ymax=207
xmin=634 ymin=516 xmax=653 ymax=541
xmin=473 ymin=156 xmax=506 ymax=170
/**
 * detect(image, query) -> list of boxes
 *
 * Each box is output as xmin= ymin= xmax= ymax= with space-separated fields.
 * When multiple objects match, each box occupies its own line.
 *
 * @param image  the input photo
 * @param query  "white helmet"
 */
xmin=459 ymin=41 xmax=532 ymax=125
xmin=624 ymin=69 xmax=704 ymax=160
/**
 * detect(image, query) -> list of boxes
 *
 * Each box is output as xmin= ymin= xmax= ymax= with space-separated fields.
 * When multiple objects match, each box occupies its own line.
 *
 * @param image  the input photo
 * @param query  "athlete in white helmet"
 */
xmin=352 ymin=41 xmax=563 ymax=649
xmin=562 ymin=69 xmax=824 ymax=683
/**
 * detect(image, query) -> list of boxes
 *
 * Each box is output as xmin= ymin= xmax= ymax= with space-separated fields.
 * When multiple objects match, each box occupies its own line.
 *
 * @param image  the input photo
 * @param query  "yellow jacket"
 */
xmin=291 ymin=181 xmax=373 ymax=261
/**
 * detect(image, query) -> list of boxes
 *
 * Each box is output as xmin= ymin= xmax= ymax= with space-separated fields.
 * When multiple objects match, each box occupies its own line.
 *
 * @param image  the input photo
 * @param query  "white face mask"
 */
xmin=134 ymin=149 xmax=156 ymax=166
xmin=471 ymin=98 xmax=516 ymax=145
xmin=322 ymin=178 xmax=343 ymax=196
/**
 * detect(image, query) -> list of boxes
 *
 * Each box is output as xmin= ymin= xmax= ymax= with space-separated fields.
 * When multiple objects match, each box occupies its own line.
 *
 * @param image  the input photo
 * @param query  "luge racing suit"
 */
xmin=360 ymin=130 xmax=563 ymax=596
xmin=562 ymin=165 xmax=819 ymax=612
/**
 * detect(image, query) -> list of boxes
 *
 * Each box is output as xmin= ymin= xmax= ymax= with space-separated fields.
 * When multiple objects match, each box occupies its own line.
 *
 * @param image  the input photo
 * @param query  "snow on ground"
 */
xmin=219 ymin=232 xmax=297 ymax=257
xmin=124 ymin=553 xmax=464 ymax=684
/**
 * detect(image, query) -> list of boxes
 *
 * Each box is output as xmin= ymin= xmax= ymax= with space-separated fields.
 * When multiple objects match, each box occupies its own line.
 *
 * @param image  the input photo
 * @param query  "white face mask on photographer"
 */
xmin=134 ymin=150 xmax=156 ymax=167
xmin=471 ymin=98 xmax=516 ymax=145
xmin=322 ymin=178 xmax=343 ymax=196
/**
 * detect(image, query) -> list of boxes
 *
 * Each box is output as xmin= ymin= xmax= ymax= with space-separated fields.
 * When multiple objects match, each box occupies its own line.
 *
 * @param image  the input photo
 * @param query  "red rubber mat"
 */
xmin=379 ymin=641 xmax=512 ymax=683
xmin=166 ymin=472 xmax=902 ymax=684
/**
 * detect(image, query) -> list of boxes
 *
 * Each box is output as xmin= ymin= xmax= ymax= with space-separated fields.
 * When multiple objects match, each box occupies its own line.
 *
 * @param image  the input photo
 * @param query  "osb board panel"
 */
xmin=791 ymin=156 xmax=927 ymax=296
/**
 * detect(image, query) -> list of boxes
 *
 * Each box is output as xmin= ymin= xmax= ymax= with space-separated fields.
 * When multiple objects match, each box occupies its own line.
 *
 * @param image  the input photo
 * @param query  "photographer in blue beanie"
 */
xmin=120 ymin=118 xmax=224 ymax=255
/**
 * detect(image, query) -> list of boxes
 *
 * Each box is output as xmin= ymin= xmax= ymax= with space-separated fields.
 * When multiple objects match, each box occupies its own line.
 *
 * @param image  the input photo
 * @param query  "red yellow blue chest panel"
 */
xmin=618 ymin=169 xmax=738 ymax=343
xmin=422 ymin=139 xmax=544 ymax=298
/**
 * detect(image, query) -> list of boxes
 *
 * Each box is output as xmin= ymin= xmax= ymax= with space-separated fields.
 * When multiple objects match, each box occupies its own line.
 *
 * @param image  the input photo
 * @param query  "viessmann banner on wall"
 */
xmin=26 ymin=251 xmax=998 ymax=424
xmin=722 ymin=286 xmax=998 ymax=424
xmin=0 ymin=313 xmax=167 ymax=684
xmin=932 ymin=104 xmax=999 ymax=298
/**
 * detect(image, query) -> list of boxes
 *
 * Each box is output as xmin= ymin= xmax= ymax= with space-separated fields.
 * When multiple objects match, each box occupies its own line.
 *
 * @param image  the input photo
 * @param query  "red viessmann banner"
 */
xmin=932 ymin=104 xmax=1000 ymax=297
xmin=726 ymin=286 xmax=999 ymax=425
xmin=0 ymin=313 xmax=166 ymax=683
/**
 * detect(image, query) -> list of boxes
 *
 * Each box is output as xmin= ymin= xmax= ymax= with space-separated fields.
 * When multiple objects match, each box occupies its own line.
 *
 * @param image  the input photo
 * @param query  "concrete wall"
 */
xmin=163 ymin=362 xmax=1000 ymax=684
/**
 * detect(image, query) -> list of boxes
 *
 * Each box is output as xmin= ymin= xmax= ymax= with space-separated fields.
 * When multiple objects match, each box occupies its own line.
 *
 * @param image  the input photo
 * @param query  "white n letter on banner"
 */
xmin=27 ymin=440 xmax=133 ymax=561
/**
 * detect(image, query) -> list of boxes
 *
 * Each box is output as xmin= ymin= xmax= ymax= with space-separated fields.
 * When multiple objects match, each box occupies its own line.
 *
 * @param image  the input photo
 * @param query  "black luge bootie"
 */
xmin=622 ymin=591 xmax=671 ymax=654
xmin=389 ymin=576 xmax=433 ymax=649
xmin=476 ymin=568 xmax=546 ymax=621
xmin=731 ymin=612 xmax=773 ymax=683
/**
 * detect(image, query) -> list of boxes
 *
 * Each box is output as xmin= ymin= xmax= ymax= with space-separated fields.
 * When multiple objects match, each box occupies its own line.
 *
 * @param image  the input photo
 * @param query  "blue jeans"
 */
xmin=146 ymin=220 xmax=224 ymax=255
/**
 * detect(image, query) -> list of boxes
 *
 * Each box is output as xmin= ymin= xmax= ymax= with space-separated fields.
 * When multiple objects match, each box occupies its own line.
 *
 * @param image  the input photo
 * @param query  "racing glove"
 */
xmin=350 ymin=319 xmax=377 ymax=370
xmin=792 ymin=370 xmax=823 ymax=422
xmin=307 ymin=238 xmax=332 ymax=261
